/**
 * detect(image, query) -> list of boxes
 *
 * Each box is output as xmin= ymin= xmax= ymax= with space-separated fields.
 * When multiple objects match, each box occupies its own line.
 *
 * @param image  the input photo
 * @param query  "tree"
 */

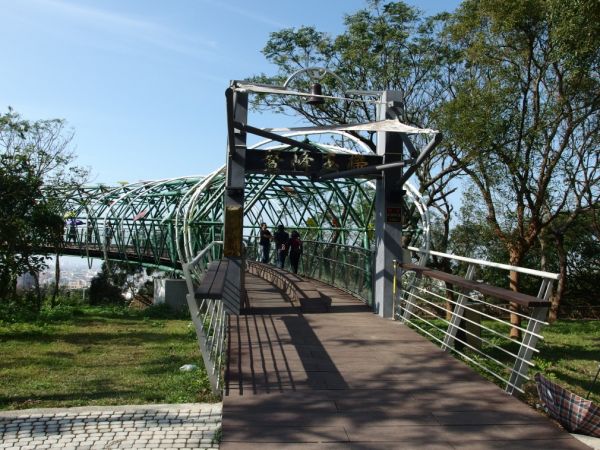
xmin=436 ymin=0 xmax=600 ymax=329
xmin=250 ymin=1 xmax=462 ymax=252
xmin=88 ymin=261 xmax=155 ymax=307
xmin=543 ymin=209 xmax=600 ymax=317
xmin=89 ymin=263 xmax=126 ymax=306
xmin=0 ymin=108 xmax=88 ymax=311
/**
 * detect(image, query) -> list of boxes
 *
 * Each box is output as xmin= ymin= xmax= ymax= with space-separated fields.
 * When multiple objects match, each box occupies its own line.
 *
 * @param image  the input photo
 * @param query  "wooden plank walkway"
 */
xmin=221 ymin=274 xmax=588 ymax=449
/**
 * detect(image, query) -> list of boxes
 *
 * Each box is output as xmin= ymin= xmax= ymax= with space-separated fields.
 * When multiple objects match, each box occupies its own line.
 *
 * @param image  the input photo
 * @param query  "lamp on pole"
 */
xmin=283 ymin=67 xmax=348 ymax=106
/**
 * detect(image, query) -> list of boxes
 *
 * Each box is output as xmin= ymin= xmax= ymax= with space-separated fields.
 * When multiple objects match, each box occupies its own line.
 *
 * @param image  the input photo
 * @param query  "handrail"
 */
xmin=182 ymin=240 xmax=226 ymax=396
xmin=399 ymin=256 xmax=553 ymax=394
xmin=300 ymin=240 xmax=374 ymax=305
xmin=189 ymin=240 xmax=224 ymax=268
xmin=401 ymin=263 xmax=550 ymax=308
xmin=407 ymin=246 xmax=560 ymax=280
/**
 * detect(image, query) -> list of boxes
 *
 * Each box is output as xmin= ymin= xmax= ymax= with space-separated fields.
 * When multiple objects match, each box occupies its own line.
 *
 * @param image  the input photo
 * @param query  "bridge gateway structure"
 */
xmin=53 ymin=81 xmax=582 ymax=446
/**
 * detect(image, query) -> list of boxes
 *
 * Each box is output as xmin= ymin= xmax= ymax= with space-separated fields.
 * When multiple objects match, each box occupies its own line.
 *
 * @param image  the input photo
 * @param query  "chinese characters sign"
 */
xmin=245 ymin=149 xmax=383 ymax=178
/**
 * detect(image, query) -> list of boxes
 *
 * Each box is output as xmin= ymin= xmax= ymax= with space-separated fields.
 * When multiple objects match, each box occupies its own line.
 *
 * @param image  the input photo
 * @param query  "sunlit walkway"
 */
xmin=221 ymin=274 xmax=588 ymax=449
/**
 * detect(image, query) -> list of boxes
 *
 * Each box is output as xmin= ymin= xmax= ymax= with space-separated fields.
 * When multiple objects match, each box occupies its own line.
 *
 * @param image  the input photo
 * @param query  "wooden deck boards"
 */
xmin=221 ymin=274 xmax=587 ymax=449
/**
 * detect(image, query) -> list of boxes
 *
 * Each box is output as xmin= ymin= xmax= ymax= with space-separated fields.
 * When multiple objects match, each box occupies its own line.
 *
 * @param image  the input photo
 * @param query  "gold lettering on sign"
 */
xmin=264 ymin=150 xmax=281 ymax=173
xmin=292 ymin=151 xmax=314 ymax=172
xmin=323 ymin=154 xmax=339 ymax=171
xmin=350 ymin=154 xmax=368 ymax=169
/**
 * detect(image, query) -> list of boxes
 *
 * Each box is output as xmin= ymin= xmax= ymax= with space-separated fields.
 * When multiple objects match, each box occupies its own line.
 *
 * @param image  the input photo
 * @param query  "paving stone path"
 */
xmin=0 ymin=403 xmax=222 ymax=449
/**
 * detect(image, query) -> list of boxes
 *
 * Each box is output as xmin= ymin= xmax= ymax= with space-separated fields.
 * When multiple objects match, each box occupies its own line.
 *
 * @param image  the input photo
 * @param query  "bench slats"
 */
xmin=196 ymin=259 xmax=230 ymax=299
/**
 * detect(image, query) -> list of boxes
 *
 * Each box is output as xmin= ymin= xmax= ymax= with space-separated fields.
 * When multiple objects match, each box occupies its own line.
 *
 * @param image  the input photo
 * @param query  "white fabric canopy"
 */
xmin=264 ymin=120 xmax=438 ymax=135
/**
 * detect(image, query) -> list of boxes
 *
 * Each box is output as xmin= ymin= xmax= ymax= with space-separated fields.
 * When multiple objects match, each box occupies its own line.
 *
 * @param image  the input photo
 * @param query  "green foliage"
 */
xmin=0 ymin=108 xmax=88 ymax=310
xmin=253 ymin=1 xmax=461 ymax=254
xmin=88 ymin=261 xmax=156 ymax=307
xmin=255 ymin=2 xmax=455 ymax=131
xmin=211 ymin=427 xmax=222 ymax=445
xmin=437 ymin=0 xmax=600 ymax=265
xmin=524 ymin=319 xmax=600 ymax=404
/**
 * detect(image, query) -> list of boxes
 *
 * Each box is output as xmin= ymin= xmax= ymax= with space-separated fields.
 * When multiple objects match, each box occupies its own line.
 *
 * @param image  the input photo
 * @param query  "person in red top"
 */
xmin=288 ymin=230 xmax=303 ymax=274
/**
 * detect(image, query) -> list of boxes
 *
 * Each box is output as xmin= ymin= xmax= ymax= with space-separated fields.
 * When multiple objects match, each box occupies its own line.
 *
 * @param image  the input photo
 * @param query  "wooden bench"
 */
xmin=400 ymin=263 xmax=549 ymax=308
xmin=247 ymin=261 xmax=331 ymax=313
xmin=195 ymin=259 xmax=230 ymax=300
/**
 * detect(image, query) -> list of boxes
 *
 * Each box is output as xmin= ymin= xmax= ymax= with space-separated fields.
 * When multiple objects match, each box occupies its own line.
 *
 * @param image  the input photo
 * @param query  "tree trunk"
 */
xmin=52 ymin=251 xmax=60 ymax=308
xmin=26 ymin=262 xmax=43 ymax=313
xmin=549 ymin=233 xmax=567 ymax=322
xmin=33 ymin=272 xmax=42 ymax=313
xmin=508 ymin=249 xmax=523 ymax=340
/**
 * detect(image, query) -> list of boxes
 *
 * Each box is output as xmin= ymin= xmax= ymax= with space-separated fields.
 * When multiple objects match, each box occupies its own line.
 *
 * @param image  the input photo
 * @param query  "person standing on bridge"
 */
xmin=104 ymin=220 xmax=113 ymax=247
xmin=86 ymin=220 xmax=94 ymax=244
xmin=259 ymin=222 xmax=273 ymax=264
xmin=288 ymin=230 xmax=303 ymax=274
xmin=273 ymin=224 xmax=290 ymax=270
xmin=67 ymin=221 xmax=78 ymax=244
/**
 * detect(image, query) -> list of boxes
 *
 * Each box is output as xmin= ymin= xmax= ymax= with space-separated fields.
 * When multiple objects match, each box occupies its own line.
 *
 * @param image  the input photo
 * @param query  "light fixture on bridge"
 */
xmin=306 ymin=83 xmax=325 ymax=106
xmin=283 ymin=67 xmax=347 ymax=107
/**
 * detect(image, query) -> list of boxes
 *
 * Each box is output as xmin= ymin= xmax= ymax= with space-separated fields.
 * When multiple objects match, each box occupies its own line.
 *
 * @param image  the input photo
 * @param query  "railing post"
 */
xmin=506 ymin=279 xmax=552 ymax=394
xmin=442 ymin=263 xmax=476 ymax=350
xmin=506 ymin=304 xmax=549 ymax=394
xmin=400 ymin=270 xmax=422 ymax=322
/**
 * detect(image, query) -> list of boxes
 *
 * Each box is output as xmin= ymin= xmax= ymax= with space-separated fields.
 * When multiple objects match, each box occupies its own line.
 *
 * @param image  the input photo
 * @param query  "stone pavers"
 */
xmin=0 ymin=403 xmax=221 ymax=449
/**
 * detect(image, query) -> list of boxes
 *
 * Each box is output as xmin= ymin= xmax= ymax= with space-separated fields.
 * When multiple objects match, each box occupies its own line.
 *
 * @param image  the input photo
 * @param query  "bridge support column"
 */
xmin=222 ymin=86 xmax=248 ymax=315
xmin=374 ymin=91 xmax=404 ymax=318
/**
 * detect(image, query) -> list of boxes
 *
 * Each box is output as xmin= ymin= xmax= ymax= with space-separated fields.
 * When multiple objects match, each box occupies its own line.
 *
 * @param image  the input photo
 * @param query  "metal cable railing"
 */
xmin=181 ymin=241 xmax=227 ymax=396
xmin=300 ymin=240 xmax=374 ymax=304
xmin=398 ymin=247 xmax=556 ymax=394
xmin=246 ymin=239 xmax=374 ymax=305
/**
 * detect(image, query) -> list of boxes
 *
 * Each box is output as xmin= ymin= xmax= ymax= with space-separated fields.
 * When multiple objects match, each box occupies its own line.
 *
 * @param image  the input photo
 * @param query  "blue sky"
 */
xmin=1 ymin=0 xmax=459 ymax=185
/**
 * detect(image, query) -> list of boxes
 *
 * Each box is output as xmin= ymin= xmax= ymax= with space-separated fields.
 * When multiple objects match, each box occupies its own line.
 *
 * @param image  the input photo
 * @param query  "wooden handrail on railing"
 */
xmin=400 ymin=263 xmax=550 ymax=308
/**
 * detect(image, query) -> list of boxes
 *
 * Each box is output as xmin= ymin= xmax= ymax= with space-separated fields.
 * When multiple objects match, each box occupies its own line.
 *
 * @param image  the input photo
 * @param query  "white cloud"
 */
xmin=199 ymin=0 xmax=289 ymax=29
xmin=29 ymin=0 xmax=218 ymax=58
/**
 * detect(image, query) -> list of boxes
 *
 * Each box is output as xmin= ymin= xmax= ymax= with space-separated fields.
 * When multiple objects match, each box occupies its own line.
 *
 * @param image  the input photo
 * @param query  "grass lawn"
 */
xmin=521 ymin=319 xmax=600 ymax=405
xmin=0 ymin=306 xmax=218 ymax=410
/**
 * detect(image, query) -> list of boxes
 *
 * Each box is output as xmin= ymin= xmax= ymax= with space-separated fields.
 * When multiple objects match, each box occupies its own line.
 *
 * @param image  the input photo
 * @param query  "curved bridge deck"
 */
xmin=222 ymin=274 xmax=586 ymax=449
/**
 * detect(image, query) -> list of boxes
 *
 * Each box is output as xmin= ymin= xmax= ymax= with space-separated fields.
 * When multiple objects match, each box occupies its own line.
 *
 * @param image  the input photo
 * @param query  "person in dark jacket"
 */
xmin=288 ymin=230 xmax=303 ymax=274
xmin=259 ymin=222 xmax=273 ymax=263
xmin=273 ymin=224 xmax=290 ymax=269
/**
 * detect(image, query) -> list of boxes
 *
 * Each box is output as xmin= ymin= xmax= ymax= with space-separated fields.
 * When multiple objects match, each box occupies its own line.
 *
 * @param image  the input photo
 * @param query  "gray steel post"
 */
xmin=374 ymin=91 xmax=404 ymax=318
xmin=223 ymin=86 xmax=248 ymax=315
xmin=506 ymin=305 xmax=549 ymax=394
xmin=506 ymin=279 xmax=553 ymax=394
xmin=442 ymin=263 xmax=476 ymax=350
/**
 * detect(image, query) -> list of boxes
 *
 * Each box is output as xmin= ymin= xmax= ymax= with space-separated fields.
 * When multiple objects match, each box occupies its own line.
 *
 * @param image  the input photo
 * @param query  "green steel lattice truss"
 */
xmin=53 ymin=144 xmax=431 ymax=276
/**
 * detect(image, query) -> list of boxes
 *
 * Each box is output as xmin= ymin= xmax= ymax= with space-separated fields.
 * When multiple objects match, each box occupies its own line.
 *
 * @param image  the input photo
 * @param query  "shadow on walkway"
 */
xmin=222 ymin=274 xmax=588 ymax=449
